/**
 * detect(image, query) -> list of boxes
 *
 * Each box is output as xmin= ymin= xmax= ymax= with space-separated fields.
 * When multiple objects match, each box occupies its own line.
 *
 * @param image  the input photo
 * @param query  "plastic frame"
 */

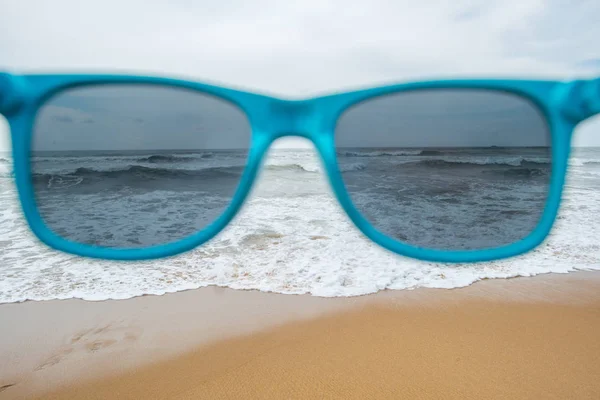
xmin=1 ymin=72 xmax=599 ymax=262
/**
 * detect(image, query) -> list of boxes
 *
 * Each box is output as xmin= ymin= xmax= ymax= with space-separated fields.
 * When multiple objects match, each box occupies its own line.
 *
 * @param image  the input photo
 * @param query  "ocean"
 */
xmin=0 ymin=147 xmax=599 ymax=303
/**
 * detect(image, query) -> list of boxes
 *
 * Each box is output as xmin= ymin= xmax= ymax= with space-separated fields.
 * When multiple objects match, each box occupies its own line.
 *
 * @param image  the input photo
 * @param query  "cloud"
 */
xmin=0 ymin=0 xmax=599 ymax=149
xmin=2 ymin=0 xmax=598 ymax=94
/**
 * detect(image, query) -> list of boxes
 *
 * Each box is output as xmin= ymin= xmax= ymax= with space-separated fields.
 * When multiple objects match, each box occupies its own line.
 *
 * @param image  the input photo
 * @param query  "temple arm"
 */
xmin=558 ymin=77 xmax=600 ymax=123
xmin=0 ymin=72 xmax=24 ymax=116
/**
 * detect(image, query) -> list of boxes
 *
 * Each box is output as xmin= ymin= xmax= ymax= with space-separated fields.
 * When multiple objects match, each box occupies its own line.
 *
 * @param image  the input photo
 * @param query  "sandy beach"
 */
xmin=0 ymin=271 xmax=598 ymax=399
xmin=3 ymin=0 xmax=600 ymax=398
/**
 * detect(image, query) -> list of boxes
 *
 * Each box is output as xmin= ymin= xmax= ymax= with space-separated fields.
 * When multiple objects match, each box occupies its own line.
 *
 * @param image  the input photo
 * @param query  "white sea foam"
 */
xmin=1 ymin=149 xmax=599 ymax=303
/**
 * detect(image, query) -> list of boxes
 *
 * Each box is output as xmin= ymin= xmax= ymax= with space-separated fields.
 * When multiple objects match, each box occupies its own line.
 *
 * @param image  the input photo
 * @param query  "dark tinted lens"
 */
xmin=335 ymin=89 xmax=551 ymax=251
xmin=32 ymin=84 xmax=251 ymax=248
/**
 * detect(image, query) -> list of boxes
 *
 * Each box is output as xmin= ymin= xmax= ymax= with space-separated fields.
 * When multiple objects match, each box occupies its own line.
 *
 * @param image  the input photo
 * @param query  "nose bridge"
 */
xmin=264 ymin=99 xmax=318 ymax=140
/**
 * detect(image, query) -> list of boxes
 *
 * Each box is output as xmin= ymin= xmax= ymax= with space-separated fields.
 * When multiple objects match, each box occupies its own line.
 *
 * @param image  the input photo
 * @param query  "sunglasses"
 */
xmin=0 ymin=72 xmax=598 ymax=262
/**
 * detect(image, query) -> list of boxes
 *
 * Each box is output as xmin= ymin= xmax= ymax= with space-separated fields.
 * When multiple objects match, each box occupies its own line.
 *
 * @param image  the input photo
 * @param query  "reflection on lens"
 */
xmin=32 ymin=84 xmax=251 ymax=249
xmin=335 ymin=89 xmax=551 ymax=251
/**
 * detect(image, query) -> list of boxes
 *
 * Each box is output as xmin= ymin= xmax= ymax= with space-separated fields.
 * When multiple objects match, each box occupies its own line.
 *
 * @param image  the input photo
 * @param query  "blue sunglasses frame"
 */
xmin=0 ymin=72 xmax=599 ymax=263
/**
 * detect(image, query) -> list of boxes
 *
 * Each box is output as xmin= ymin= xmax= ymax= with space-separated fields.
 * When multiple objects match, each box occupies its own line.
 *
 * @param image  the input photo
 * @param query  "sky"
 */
xmin=33 ymin=85 xmax=251 ymax=151
xmin=1 ymin=0 xmax=600 ymax=150
xmin=337 ymin=89 xmax=549 ymax=148
xmin=32 ymin=86 xmax=548 ymax=151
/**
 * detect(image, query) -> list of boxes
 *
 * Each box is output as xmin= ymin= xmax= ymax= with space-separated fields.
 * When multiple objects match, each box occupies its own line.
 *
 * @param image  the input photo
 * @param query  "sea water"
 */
xmin=0 ymin=147 xmax=599 ymax=302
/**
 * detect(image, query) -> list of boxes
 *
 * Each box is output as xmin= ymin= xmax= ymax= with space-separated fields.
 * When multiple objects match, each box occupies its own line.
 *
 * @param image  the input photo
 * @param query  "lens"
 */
xmin=31 ymin=84 xmax=251 ymax=248
xmin=335 ymin=89 xmax=551 ymax=251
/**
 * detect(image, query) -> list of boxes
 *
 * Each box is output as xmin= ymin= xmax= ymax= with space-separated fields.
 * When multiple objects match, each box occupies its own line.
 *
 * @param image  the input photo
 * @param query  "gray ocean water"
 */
xmin=0 ymin=147 xmax=599 ymax=302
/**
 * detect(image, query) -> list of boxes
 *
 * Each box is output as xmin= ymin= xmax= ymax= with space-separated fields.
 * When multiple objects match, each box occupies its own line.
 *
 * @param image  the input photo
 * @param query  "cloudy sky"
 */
xmin=1 ymin=0 xmax=599 ymax=150
xmin=33 ymin=84 xmax=252 ymax=151
xmin=31 ymin=85 xmax=548 ymax=151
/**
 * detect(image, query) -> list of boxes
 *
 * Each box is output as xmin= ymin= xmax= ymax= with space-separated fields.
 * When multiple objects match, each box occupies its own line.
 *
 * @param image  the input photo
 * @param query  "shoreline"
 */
xmin=4 ymin=266 xmax=599 ymax=306
xmin=1 ymin=270 xmax=599 ymax=399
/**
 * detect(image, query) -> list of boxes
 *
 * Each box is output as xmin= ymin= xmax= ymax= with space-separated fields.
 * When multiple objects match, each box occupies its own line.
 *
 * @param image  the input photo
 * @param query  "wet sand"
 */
xmin=1 ymin=271 xmax=599 ymax=399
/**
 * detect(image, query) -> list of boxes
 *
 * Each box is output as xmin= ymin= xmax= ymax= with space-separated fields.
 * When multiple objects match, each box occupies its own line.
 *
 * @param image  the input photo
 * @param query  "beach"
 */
xmin=1 ymin=271 xmax=599 ymax=399
xmin=2 ymin=1 xmax=600 ymax=398
xmin=2 ymin=147 xmax=600 ymax=399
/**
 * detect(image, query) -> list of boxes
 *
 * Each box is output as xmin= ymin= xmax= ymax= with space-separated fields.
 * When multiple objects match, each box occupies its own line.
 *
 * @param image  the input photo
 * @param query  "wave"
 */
xmin=567 ymin=157 xmax=600 ymax=167
xmin=339 ymin=163 xmax=366 ymax=172
xmin=265 ymin=162 xmax=366 ymax=173
xmin=339 ymin=150 xmax=469 ymax=157
xmin=136 ymin=153 xmax=214 ymax=163
xmin=33 ymin=165 xmax=245 ymax=188
xmin=265 ymin=163 xmax=317 ymax=173
xmin=499 ymin=168 xmax=548 ymax=177
xmin=339 ymin=150 xmax=552 ymax=160
xmin=31 ymin=152 xmax=244 ymax=164
xmin=0 ymin=158 xmax=10 ymax=164
xmin=339 ymin=150 xmax=423 ymax=157
xmin=418 ymin=150 xmax=444 ymax=156
xmin=407 ymin=159 xmax=549 ymax=178
xmin=412 ymin=158 xmax=550 ymax=168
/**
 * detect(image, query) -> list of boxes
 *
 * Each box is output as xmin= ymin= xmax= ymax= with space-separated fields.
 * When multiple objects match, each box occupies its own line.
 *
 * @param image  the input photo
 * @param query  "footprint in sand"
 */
xmin=35 ymin=324 xmax=142 ymax=370
xmin=74 ymin=324 xmax=141 ymax=353
xmin=86 ymin=339 xmax=118 ymax=353
xmin=0 ymin=383 xmax=16 ymax=393
xmin=70 ymin=327 xmax=95 ymax=344
xmin=35 ymin=348 xmax=73 ymax=371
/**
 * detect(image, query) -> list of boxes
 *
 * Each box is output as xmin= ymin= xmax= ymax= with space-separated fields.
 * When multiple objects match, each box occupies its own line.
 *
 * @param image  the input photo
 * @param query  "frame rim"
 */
xmin=320 ymin=83 xmax=569 ymax=263
xmin=1 ymin=73 xmax=581 ymax=262
xmin=10 ymin=76 xmax=270 ymax=260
